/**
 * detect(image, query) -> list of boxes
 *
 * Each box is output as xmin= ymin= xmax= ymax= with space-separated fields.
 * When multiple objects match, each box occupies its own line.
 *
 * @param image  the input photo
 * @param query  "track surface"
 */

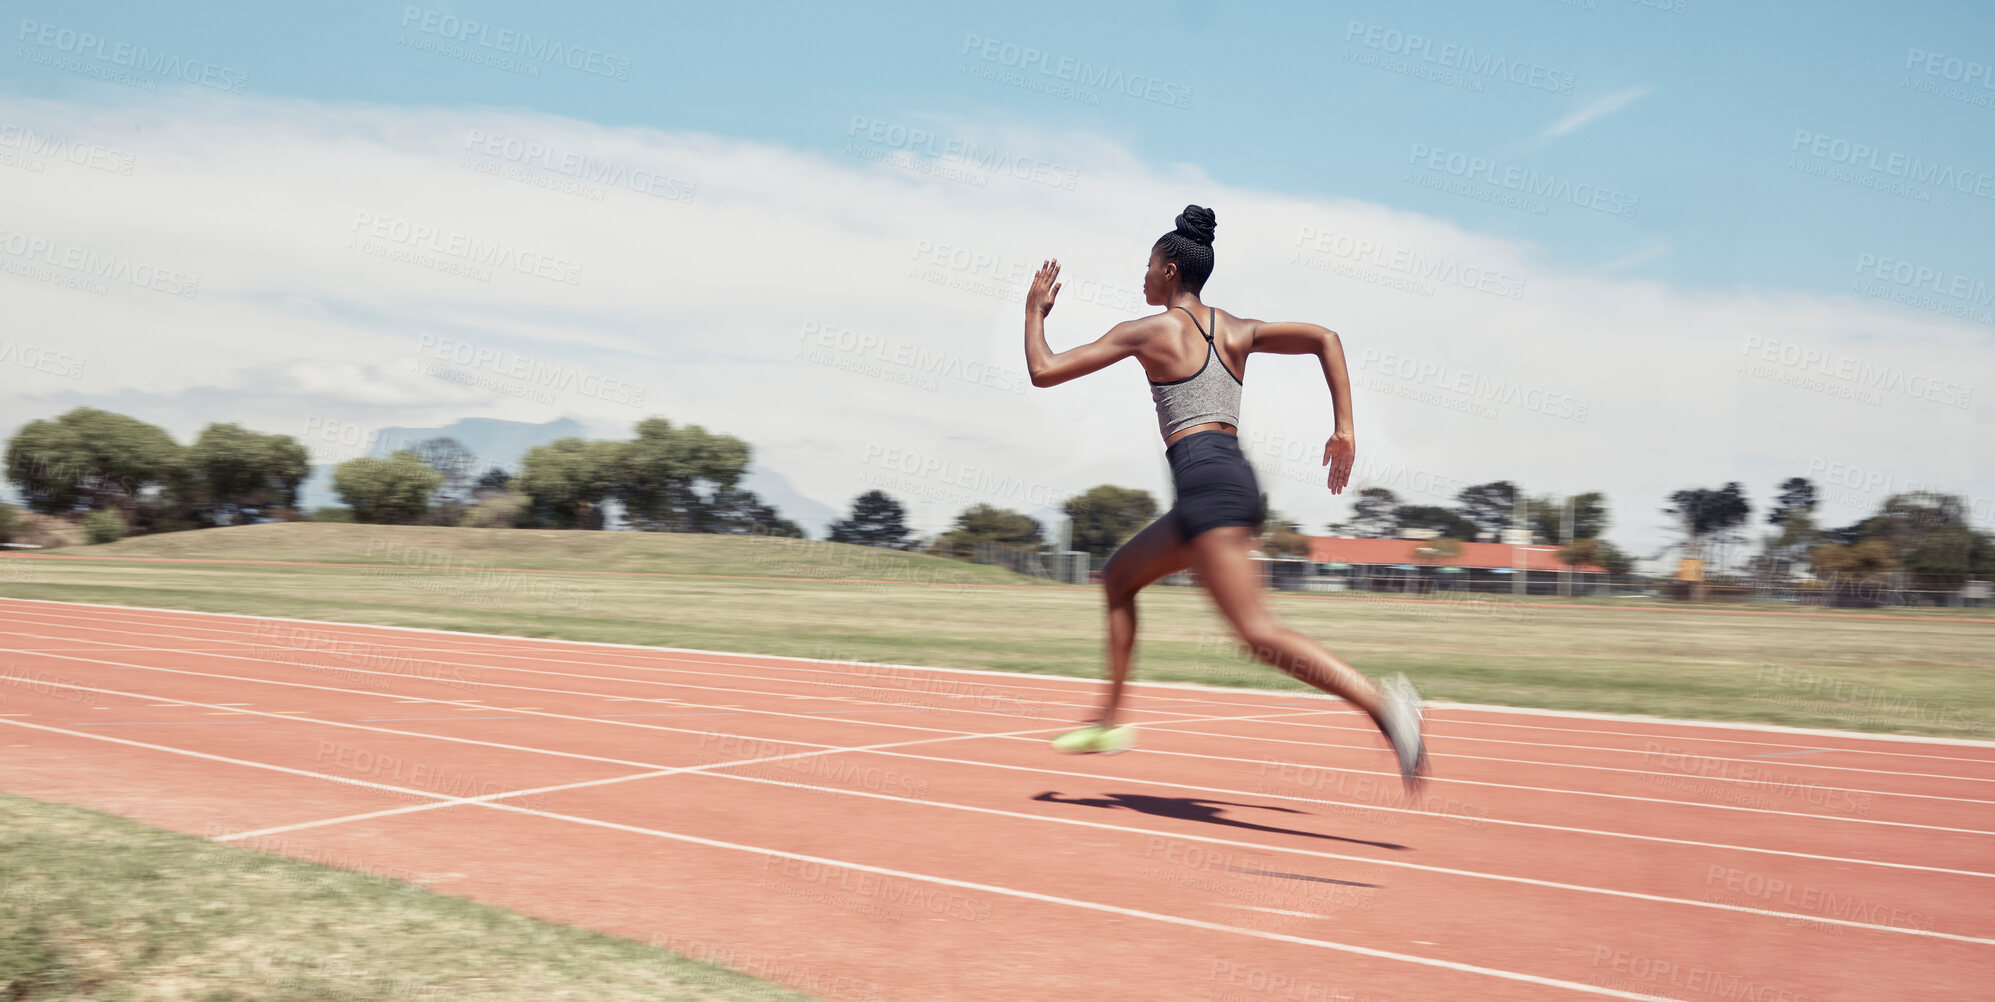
xmin=2 ymin=596 xmax=1991 ymax=1001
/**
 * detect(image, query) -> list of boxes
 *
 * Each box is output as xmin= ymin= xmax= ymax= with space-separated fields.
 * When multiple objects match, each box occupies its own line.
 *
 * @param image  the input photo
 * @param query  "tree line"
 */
xmin=3 ymin=407 xmax=308 ymax=541
xmin=3 ymin=406 xmax=1988 ymax=593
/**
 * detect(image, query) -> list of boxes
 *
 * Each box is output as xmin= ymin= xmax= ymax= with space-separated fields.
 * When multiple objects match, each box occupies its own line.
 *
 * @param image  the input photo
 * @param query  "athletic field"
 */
xmin=3 ymin=524 xmax=1989 ymax=738
xmin=2 ymin=525 xmax=1992 ymax=999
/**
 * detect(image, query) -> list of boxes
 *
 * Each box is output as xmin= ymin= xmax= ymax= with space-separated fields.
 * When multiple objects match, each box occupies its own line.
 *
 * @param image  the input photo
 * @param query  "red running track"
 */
xmin=1 ymin=596 xmax=1991 ymax=1001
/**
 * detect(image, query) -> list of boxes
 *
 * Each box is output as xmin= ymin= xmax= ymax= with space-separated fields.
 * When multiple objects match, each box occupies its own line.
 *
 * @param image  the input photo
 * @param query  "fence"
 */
xmin=968 ymin=542 xmax=1090 ymax=584
xmin=949 ymin=545 xmax=1990 ymax=607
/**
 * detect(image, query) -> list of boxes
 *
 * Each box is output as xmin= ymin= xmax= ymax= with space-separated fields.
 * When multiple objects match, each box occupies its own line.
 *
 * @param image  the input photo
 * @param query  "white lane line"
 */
xmin=7 ymin=631 xmax=1979 ymax=848
xmin=0 ymin=703 xmax=1693 ymax=1001
xmin=16 ymin=596 xmax=1990 ymax=758
xmin=8 ymin=669 xmax=1989 ymax=945
xmin=1216 ymin=904 xmax=1334 ymax=919
xmin=685 ymin=768 xmax=1995 ymax=938
xmin=211 ymin=723 xmax=1070 ymax=843
xmin=856 ymin=745 xmax=1995 ymax=880
xmin=2 ymin=643 xmax=1984 ymax=876
xmin=0 ymin=716 xmax=469 ymax=803
xmin=1179 ymin=714 xmax=1995 ymax=784
xmin=482 ymin=795 xmax=1995 ymax=1002
xmin=1129 ymin=722 xmax=1995 ymax=807
xmin=0 ymin=666 xmax=873 ymax=766
xmin=14 ymin=607 xmax=1993 ymax=792
xmin=0 ymin=625 xmax=1079 ymax=735
xmin=0 ymin=633 xmax=1006 ymax=741
xmin=992 ymin=734 xmax=1995 ymax=835
xmin=13 ymin=597 xmax=1993 ymax=768
xmin=1424 ymin=701 xmax=1995 ymax=755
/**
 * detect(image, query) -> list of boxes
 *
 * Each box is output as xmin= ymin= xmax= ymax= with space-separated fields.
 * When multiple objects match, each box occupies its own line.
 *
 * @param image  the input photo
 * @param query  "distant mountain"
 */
xmin=299 ymin=416 xmax=589 ymax=510
xmin=739 ymin=464 xmax=839 ymax=539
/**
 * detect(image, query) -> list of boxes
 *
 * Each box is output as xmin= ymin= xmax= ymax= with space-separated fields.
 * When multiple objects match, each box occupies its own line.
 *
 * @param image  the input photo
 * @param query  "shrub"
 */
xmin=308 ymin=507 xmax=357 ymax=523
xmin=461 ymin=489 xmax=530 ymax=529
xmin=83 ymin=509 xmax=127 ymax=544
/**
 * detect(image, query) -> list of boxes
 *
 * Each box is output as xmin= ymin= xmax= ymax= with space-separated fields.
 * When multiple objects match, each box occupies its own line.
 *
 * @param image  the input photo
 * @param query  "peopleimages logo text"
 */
xmin=1344 ymin=21 xmax=1576 ymax=94
xmin=1407 ymin=144 xmax=1638 ymax=218
xmin=1740 ymin=335 xmax=1972 ymax=409
xmin=16 ymin=19 xmax=249 ymax=91
xmin=399 ymin=8 xmax=630 ymax=80
xmin=1905 ymin=48 xmax=1995 ymax=91
xmin=1790 ymin=130 xmax=1995 ymax=200
xmin=961 ymin=34 xmax=1192 ymax=109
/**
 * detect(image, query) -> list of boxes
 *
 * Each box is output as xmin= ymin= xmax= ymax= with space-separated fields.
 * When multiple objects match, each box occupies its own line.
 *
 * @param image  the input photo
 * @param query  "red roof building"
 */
xmin=1302 ymin=536 xmax=1607 ymax=574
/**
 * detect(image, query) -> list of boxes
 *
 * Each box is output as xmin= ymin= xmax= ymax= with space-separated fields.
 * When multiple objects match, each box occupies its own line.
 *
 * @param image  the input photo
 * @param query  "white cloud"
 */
xmin=1542 ymin=87 xmax=1652 ymax=139
xmin=1 ymin=89 xmax=1986 ymax=559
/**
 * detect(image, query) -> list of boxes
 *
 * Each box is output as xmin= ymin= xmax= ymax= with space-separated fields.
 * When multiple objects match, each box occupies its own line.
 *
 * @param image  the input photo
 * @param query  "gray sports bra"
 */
xmin=1149 ymin=306 xmax=1243 ymax=439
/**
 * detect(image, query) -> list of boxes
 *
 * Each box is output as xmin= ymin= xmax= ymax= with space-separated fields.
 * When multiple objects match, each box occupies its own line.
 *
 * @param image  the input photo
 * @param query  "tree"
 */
xmin=829 ymin=490 xmax=912 ymax=548
xmin=1559 ymin=538 xmax=1634 ymax=577
xmin=1853 ymin=492 xmax=1995 ymax=592
xmin=1349 ymin=487 xmax=1399 ymax=538
xmin=414 ymin=437 xmax=479 ymax=503
xmin=1454 ymin=481 xmax=1519 ymax=540
xmin=518 ymin=438 xmax=624 ymax=529
xmin=1768 ymin=478 xmax=1817 ymax=527
xmin=332 ymin=451 xmax=444 ymax=524
xmin=474 ymin=467 xmax=514 ymax=492
xmin=1810 ymin=538 xmax=1901 ymax=606
xmin=1392 ymin=504 xmax=1479 ymax=540
xmin=929 ymin=504 xmax=1043 ymax=560
xmin=1812 ymin=538 xmax=1899 ymax=578
xmin=1663 ymin=482 xmax=1752 ymax=566
xmin=4 ymin=407 xmax=182 ymax=515
xmin=704 ymin=487 xmax=804 ymax=538
xmin=1760 ymin=476 xmax=1821 ymax=578
xmin=1258 ymin=506 xmax=1311 ymax=558
xmin=618 ymin=418 xmax=753 ymax=531
xmin=1064 ymin=485 xmax=1159 ymax=558
xmin=1523 ymin=491 xmax=1609 ymax=543
xmin=186 ymin=423 xmax=310 ymax=521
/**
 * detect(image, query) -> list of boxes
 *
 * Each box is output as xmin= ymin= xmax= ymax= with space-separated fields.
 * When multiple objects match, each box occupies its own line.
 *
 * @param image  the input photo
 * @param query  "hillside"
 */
xmin=56 ymin=522 xmax=1053 ymax=585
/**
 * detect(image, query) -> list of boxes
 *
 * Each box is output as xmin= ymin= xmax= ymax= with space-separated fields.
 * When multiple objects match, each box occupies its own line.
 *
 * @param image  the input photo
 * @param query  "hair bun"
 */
xmin=1174 ymin=205 xmax=1217 ymax=245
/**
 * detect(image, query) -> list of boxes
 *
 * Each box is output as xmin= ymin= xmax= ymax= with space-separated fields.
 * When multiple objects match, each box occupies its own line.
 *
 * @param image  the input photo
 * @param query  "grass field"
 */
xmin=0 ymin=793 xmax=818 ymax=1002
xmin=2 ymin=523 xmax=1990 ymax=739
xmin=4 ymin=523 xmax=1992 ymax=1000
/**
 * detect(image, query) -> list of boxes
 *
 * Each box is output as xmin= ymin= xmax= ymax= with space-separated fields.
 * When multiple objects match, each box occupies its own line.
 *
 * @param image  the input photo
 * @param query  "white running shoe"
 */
xmin=1379 ymin=674 xmax=1430 ymax=796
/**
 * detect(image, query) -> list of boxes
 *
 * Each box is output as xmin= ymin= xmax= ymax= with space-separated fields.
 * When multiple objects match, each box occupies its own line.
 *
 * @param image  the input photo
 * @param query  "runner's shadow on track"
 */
xmin=1031 ymin=792 xmax=1408 ymax=851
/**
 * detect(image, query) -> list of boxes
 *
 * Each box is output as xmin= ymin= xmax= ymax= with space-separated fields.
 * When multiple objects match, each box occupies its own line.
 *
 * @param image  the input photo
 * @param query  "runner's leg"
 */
xmin=1182 ymin=525 xmax=1389 ymax=728
xmin=1095 ymin=511 xmax=1191 ymax=728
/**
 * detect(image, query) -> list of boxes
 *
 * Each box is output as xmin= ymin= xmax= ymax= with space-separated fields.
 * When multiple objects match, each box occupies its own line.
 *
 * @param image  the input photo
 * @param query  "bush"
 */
xmin=332 ymin=452 xmax=443 ymax=524
xmin=83 ymin=510 xmax=127 ymax=544
xmin=0 ymin=503 xmax=15 ymax=545
xmin=308 ymin=507 xmax=356 ymax=523
xmin=461 ymin=489 xmax=529 ymax=529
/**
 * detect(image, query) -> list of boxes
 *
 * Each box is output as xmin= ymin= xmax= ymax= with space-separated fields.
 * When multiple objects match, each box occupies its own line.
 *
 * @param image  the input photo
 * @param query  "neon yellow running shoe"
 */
xmin=1050 ymin=723 xmax=1137 ymax=754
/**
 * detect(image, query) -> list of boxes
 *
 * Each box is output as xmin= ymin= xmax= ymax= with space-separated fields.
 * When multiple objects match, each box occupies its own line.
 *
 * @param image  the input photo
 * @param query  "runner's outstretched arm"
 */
xmin=1023 ymin=259 xmax=1149 ymax=387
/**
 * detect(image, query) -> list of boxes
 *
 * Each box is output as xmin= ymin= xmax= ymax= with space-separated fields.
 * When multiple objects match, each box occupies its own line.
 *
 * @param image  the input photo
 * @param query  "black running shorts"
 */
xmin=1165 ymin=430 xmax=1266 ymax=541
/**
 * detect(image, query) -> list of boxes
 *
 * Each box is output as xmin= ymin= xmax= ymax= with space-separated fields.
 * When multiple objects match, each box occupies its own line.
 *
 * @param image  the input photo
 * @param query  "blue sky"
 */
xmin=3 ymin=1 xmax=1990 ymax=555
xmin=10 ymin=0 xmax=1991 ymax=295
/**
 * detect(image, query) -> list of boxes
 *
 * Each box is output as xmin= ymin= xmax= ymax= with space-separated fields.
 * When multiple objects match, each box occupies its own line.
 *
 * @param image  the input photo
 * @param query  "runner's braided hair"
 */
xmin=1154 ymin=204 xmax=1217 ymax=293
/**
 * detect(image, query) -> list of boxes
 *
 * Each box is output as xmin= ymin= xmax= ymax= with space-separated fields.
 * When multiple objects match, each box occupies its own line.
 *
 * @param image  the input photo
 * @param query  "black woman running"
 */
xmin=1022 ymin=204 xmax=1429 ymax=792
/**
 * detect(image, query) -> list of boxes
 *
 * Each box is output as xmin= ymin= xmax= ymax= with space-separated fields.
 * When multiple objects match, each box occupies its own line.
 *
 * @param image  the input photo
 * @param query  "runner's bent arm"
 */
xmin=1251 ymin=321 xmax=1357 ymax=493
